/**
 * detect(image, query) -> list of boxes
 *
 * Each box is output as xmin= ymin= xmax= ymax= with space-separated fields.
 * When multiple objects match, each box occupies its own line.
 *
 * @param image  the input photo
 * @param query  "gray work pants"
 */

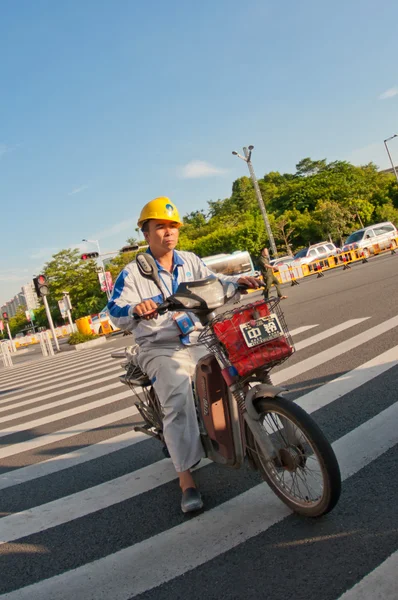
xmin=138 ymin=343 xmax=208 ymax=472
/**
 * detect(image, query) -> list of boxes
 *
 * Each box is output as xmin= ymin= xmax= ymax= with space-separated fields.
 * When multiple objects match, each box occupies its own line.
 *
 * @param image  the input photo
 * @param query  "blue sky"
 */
xmin=1 ymin=0 xmax=398 ymax=305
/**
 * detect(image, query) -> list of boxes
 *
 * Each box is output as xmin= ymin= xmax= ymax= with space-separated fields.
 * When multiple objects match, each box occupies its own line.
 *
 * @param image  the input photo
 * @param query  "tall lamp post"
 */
xmin=232 ymin=145 xmax=278 ymax=257
xmin=383 ymin=134 xmax=398 ymax=184
xmin=82 ymin=239 xmax=112 ymax=300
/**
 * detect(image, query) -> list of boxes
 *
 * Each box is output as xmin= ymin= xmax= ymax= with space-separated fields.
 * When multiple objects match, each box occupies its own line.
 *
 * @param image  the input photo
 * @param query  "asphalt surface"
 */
xmin=0 ymin=252 xmax=397 ymax=600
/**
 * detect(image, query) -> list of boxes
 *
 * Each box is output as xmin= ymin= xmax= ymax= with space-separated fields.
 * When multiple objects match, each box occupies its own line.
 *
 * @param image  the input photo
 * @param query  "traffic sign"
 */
xmin=58 ymin=299 xmax=68 ymax=318
xmin=98 ymin=271 xmax=113 ymax=293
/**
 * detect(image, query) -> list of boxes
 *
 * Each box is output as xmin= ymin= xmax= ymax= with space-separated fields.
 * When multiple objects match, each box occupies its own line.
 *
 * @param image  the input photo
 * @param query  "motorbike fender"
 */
xmin=245 ymin=384 xmax=286 ymax=421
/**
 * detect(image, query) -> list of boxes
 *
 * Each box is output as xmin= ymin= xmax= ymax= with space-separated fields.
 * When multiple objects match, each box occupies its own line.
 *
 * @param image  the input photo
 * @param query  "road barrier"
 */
xmin=39 ymin=331 xmax=55 ymax=357
xmin=0 ymin=341 xmax=13 ymax=368
xmin=275 ymin=235 xmax=398 ymax=284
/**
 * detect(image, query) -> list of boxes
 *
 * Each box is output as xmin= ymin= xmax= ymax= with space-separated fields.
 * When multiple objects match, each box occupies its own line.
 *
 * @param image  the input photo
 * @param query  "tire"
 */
xmin=247 ymin=396 xmax=341 ymax=517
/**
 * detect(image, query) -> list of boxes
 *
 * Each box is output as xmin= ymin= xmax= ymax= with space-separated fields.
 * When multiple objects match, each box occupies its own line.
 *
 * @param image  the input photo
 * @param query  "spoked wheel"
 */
xmin=247 ymin=396 xmax=341 ymax=517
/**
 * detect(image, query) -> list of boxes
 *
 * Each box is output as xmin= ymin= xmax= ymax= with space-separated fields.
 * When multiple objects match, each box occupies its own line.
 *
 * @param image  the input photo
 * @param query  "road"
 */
xmin=0 ymin=252 xmax=397 ymax=600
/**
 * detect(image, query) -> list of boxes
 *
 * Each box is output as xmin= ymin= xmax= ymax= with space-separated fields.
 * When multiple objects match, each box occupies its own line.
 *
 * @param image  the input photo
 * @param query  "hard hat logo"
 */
xmin=137 ymin=197 xmax=183 ymax=228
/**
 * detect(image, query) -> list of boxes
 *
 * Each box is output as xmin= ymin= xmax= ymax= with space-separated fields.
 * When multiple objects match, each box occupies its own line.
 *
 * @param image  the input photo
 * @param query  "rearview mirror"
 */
xmin=135 ymin=252 xmax=163 ymax=293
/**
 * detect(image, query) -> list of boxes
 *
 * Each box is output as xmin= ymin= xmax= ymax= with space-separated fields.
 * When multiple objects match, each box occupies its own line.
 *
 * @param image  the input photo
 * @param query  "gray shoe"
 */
xmin=181 ymin=487 xmax=203 ymax=514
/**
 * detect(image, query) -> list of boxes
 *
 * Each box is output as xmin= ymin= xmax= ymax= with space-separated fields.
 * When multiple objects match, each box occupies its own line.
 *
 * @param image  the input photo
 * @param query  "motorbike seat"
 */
xmin=120 ymin=364 xmax=152 ymax=388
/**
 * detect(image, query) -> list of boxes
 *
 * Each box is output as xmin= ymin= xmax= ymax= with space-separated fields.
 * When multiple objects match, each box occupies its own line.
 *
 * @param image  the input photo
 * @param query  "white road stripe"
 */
xmin=290 ymin=325 xmax=319 ymax=337
xmin=0 ymin=429 xmax=146 ymax=491
xmin=0 ymin=388 xmax=136 ymax=442
xmin=336 ymin=550 xmax=398 ymax=599
xmin=0 ymin=351 xmax=116 ymax=389
xmin=0 ymin=319 xmax=364 ymax=399
xmin=0 ymin=347 xmax=110 ymax=383
xmin=4 ymin=400 xmax=397 ymax=600
xmin=0 ymin=363 xmax=122 ymax=406
xmin=0 ymin=406 xmax=138 ymax=460
xmin=0 ymin=458 xmax=209 ymax=544
xmin=0 ymin=358 xmax=122 ymax=402
xmin=273 ymin=314 xmax=398 ymax=384
xmin=1 ymin=318 xmax=396 ymax=455
xmin=0 ymin=319 xmax=361 ymax=389
xmin=1 ymin=347 xmax=396 ymax=545
xmin=2 ymin=343 xmax=397 ymax=490
xmin=0 ymin=375 xmax=127 ymax=420
xmin=294 ymin=318 xmax=369 ymax=351
xmin=295 ymin=345 xmax=398 ymax=413
xmin=0 ymin=386 xmax=133 ymax=437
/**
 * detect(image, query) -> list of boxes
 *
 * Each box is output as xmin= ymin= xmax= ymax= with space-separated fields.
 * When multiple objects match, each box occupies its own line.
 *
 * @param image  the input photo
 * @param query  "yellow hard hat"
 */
xmin=137 ymin=197 xmax=183 ymax=229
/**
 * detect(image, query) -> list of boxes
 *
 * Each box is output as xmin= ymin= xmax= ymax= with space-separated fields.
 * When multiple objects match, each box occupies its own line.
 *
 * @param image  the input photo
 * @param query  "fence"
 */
xmin=275 ymin=235 xmax=398 ymax=285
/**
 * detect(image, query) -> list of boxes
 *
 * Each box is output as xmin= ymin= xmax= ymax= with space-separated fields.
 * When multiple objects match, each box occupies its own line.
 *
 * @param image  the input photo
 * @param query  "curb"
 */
xmin=72 ymin=337 xmax=108 ymax=352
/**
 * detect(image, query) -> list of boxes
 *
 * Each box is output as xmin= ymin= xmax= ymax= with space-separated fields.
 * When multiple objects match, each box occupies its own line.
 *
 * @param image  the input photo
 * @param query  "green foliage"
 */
xmin=68 ymin=332 xmax=100 ymax=345
xmin=9 ymin=305 xmax=29 ymax=336
xmin=43 ymin=249 xmax=106 ymax=321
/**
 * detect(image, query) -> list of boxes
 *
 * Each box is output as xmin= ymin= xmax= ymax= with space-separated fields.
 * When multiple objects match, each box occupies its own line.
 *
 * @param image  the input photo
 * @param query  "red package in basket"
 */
xmin=213 ymin=301 xmax=292 ymax=376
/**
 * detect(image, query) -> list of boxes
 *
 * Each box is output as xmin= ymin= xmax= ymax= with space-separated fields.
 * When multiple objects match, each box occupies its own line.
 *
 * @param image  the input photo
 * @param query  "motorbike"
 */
xmin=112 ymin=253 xmax=341 ymax=517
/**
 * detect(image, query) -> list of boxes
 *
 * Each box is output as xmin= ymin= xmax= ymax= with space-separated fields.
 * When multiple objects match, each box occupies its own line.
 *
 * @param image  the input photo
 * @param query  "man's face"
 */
xmin=144 ymin=219 xmax=180 ymax=253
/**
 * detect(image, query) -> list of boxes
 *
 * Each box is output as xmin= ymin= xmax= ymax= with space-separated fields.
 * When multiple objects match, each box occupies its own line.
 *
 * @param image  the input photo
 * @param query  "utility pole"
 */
xmin=82 ymin=239 xmax=112 ymax=300
xmin=232 ymin=145 xmax=278 ymax=257
xmin=42 ymin=295 xmax=60 ymax=352
xmin=384 ymin=135 xmax=398 ymax=184
xmin=5 ymin=322 xmax=16 ymax=352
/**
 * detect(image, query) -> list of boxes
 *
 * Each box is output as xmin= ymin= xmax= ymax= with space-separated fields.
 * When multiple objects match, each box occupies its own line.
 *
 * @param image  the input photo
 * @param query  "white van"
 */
xmin=342 ymin=222 xmax=398 ymax=258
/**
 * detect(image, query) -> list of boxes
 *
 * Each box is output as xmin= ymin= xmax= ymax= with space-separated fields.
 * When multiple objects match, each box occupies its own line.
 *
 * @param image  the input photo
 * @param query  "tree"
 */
xmin=43 ymin=249 xmax=106 ymax=319
xmin=9 ymin=305 xmax=29 ymax=336
xmin=296 ymin=158 xmax=327 ymax=177
xmin=312 ymin=200 xmax=354 ymax=246
xmin=126 ymin=236 xmax=138 ymax=246
xmin=374 ymin=201 xmax=398 ymax=225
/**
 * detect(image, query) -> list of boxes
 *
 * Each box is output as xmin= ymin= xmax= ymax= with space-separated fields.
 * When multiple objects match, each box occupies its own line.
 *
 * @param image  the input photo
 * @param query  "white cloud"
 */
xmin=68 ymin=184 xmax=89 ymax=196
xmin=178 ymin=160 xmax=228 ymax=179
xmin=379 ymin=87 xmax=398 ymax=100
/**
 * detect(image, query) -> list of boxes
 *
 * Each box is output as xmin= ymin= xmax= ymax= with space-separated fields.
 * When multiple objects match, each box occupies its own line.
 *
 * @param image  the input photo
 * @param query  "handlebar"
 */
xmin=132 ymin=282 xmax=263 ymax=321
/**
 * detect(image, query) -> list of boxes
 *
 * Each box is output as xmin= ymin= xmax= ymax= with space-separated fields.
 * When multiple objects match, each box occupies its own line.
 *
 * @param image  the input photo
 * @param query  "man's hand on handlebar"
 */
xmin=133 ymin=299 xmax=159 ymax=320
xmin=237 ymin=276 xmax=263 ymax=290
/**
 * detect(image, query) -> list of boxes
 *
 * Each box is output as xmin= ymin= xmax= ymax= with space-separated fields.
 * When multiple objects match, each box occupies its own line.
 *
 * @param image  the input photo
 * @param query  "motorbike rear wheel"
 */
xmin=247 ymin=396 xmax=341 ymax=517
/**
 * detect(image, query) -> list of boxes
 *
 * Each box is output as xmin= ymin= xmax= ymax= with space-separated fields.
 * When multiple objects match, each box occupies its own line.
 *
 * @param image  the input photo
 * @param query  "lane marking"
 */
xmin=273 ymin=314 xmax=398 ymax=384
xmin=4 ymin=400 xmax=397 ymax=599
xmin=336 ymin=550 xmax=398 ymax=600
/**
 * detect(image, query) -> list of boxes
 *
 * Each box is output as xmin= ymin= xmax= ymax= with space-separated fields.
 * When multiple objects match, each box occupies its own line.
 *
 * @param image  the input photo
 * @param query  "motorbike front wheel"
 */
xmin=247 ymin=396 xmax=341 ymax=517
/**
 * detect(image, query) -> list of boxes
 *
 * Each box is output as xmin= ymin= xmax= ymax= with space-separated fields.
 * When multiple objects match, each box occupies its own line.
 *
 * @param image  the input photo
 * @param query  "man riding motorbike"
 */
xmin=107 ymin=197 xmax=260 ymax=513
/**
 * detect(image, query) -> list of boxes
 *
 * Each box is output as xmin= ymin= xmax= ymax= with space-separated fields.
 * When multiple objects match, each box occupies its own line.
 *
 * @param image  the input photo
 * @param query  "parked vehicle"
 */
xmin=292 ymin=242 xmax=340 ymax=266
xmin=270 ymin=256 xmax=295 ymax=269
xmin=342 ymin=222 xmax=398 ymax=258
xmin=112 ymin=254 xmax=341 ymax=517
xmin=202 ymin=251 xmax=257 ymax=277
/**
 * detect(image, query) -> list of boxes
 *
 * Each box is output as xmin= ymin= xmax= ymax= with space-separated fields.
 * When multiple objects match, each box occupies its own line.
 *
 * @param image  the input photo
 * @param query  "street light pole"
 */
xmin=232 ymin=145 xmax=278 ymax=257
xmin=82 ymin=239 xmax=112 ymax=300
xmin=383 ymin=135 xmax=398 ymax=184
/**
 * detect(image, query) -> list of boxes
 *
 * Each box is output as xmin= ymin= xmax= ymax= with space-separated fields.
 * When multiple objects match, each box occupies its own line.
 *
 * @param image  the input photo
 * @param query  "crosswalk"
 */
xmin=0 ymin=315 xmax=397 ymax=600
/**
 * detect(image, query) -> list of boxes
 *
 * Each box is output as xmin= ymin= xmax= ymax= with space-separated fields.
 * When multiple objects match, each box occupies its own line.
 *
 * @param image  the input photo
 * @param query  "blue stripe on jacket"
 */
xmin=107 ymin=270 xmax=130 ymax=319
